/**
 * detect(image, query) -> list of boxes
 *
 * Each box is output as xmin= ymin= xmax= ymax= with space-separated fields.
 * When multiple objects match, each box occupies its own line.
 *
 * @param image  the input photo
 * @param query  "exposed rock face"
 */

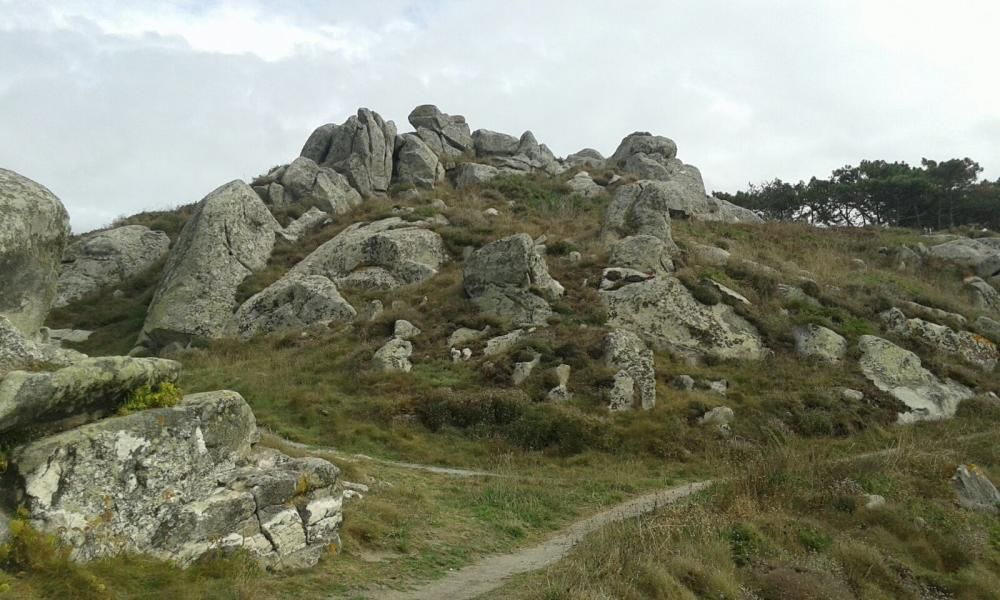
xmin=464 ymin=234 xmax=564 ymax=327
xmin=232 ymin=275 xmax=356 ymax=340
xmin=451 ymin=163 xmax=500 ymax=188
xmin=928 ymin=238 xmax=1000 ymax=279
xmin=0 ymin=356 xmax=180 ymax=437
xmin=964 ymin=276 xmax=1000 ymax=312
xmin=408 ymin=105 xmax=473 ymax=164
xmin=566 ymin=171 xmax=604 ymax=198
xmin=609 ymin=131 xmax=678 ymax=167
xmin=271 ymin=156 xmax=363 ymax=214
xmin=952 ymin=464 xmax=1000 ymax=513
xmin=858 ymin=335 xmax=974 ymax=423
xmin=393 ymin=133 xmax=446 ymax=188
xmin=608 ymin=235 xmax=675 ymax=274
xmin=286 ymin=217 xmax=446 ymax=292
xmin=0 ymin=316 xmax=85 ymax=377
xmin=469 ymin=129 xmax=559 ymax=175
xmin=604 ymin=181 xmax=760 ymax=239
xmin=301 ymin=108 xmax=397 ymax=197
xmin=139 ymin=181 xmax=281 ymax=351
xmin=372 ymin=337 xmax=413 ymax=373
xmin=977 ymin=315 xmax=1000 ymax=343
xmin=601 ymin=275 xmax=765 ymax=361
xmin=565 ymin=148 xmax=605 ymax=169
xmin=880 ymin=308 xmax=998 ymax=371
xmin=55 ymin=225 xmax=170 ymax=307
xmin=472 ymin=129 xmax=521 ymax=157
xmin=604 ymin=329 xmax=656 ymax=411
xmin=0 ymin=168 xmax=71 ymax=335
xmin=6 ymin=391 xmax=343 ymax=568
xmin=793 ymin=324 xmax=847 ymax=363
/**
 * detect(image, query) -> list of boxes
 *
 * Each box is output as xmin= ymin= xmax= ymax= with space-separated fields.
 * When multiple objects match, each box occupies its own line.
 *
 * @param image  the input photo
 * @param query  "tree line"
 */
xmin=715 ymin=158 xmax=1000 ymax=230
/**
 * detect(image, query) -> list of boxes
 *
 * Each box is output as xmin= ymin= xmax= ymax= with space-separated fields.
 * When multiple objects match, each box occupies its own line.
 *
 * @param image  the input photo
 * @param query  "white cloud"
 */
xmin=0 ymin=0 xmax=997 ymax=232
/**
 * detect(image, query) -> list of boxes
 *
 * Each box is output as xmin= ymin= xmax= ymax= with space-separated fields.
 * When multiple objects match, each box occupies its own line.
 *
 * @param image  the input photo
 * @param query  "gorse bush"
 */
xmin=119 ymin=382 xmax=183 ymax=415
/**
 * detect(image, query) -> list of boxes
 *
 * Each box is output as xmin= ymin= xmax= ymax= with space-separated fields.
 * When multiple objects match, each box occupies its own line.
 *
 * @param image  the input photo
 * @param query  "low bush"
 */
xmin=119 ymin=382 xmax=183 ymax=415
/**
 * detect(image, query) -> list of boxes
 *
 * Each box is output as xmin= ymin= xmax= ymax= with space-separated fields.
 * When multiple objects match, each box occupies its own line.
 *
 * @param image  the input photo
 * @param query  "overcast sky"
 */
xmin=2 ymin=0 xmax=998 ymax=232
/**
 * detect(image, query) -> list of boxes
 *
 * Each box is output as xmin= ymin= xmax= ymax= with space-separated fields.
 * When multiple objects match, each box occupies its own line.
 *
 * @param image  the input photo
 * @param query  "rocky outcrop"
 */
xmin=451 ymin=163 xmax=500 ymax=188
xmin=964 ymin=276 xmax=1000 ymax=312
xmin=232 ymin=275 xmax=356 ymax=340
xmin=286 ymin=217 xmax=446 ymax=291
xmin=408 ymin=105 xmax=473 ymax=164
xmin=928 ymin=238 xmax=1000 ymax=279
xmin=566 ymin=171 xmax=604 ymax=198
xmin=472 ymin=129 xmax=521 ymax=157
xmin=301 ymin=108 xmax=396 ymax=197
xmin=565 ymin=148 xmax=605 ymax=169
xmin=470 ymin=129 xmax=559 ymax=175
xmin=393 ymin=133 xmax=446 ymax=188
xmin=464 ymin=234 xmax=564 ymax=327
xmin=281 ymin=207 xmax=330 ymax=242
xmin=255 ymin=157 xmax=363 ymax=215
xmin=0 ymin=356 xmax=180 ymax=437
xmin=604 ymin=329 xmax=656 ymax=411
xmin=138 ymin=181 xmax=281 ymax=352
xmin=601 ymin=275 xmax=765 ymax=361
xmin=793 ymin=324 xmax=847 ymax=363
xmin=858 ymin=335 xmax=974 ymax=423
xmin=372 ymin=337 xmax=413 ymax=373
xmin=976 ymin=316 xmax=1000 ymax=344
xmin=609 ymin=131 xmax=678 ymax=167
xmin=880 ymin=308 xmax=998 ymax=371
xmin=5 ymin=390 xmax=343 ymax=568
xmin=608 ymin=235 xmax=676 ymax=274
xmin=0 ymin=168 xmax=71 ymax=335
xmin=0 ymin=316 xmax=85 ymax=377
xmin=55 ymin=225 xmax=170 ymax=307
xmin=952 ymin=464 xmax=1000 ymax=513
xmin=604 ymin=181 xmax=760 ymax=240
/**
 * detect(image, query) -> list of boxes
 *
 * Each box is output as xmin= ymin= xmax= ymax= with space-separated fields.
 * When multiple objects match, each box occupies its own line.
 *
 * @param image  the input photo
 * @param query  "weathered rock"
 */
xmin=0 ymin=168 xmax=71 ymax=335
xmin=393 ymin=133 xmax=446 ymax=189
xmin=451 ymin=163 xmax=500 ymax=188
xmin=708 ymin=279 xmax=751 ymax=306
xmin=566 ymin=171 xmax=604 ymax=198
xmin=5 ymin=391 xmax=343 ymax=568
xmin=701 ymin=379 xmax=729 ymax=396
xmin=864 ymin=494 xmax=887 ymax=509
xmin=698 ymin=406 xmax=734 ymax=430
xmin=483 ymin=329 xmax=525 ymax=356
xmin=55 ymin=226 xmax=170 ymax=307
xmin=670 ymin=375 xmax=696 ymax=391
xmin=964 ymin=276 xmax=1000 ymax=312
xmin=464 ymin=234 xmax=563 ymax=327
xmin=609 ymin=132 xmax=678 ymax=166
xmin=472 ymin=129 xmax=521 ymax=157
xmin=282 ymin=207 xmax=330 ymax=242
xmin=512 ymin=352 xmax=541 ymax=386
xmin=601 ymin=275 xmax=765 ymax=361
xmin=897 ymin=300 xmax=967 ymax=327
xmin=858 ymin=335 xmax=974 ymax=423
xmin=0 ymin=356 xmax=180 ymax=437
xmin=139 ymin=181 xmax=280 ymax=351
xmin=547 ymin=364 xmax=572 ymax=402
xmin=840 ymin=388 xmax=865 ymax=402
xmin=232 ymin=275 xmax=356 ymax=340
xmin=278 ymin=156 xmax=362 ymax=214
xmin=976 ymin=315 xmax=1000 ymax=344
xmin=928 ymin=238 xmax=1000 ymax=279
xmin=0 ymin=316 xmax=86 ymax=377
xmin=687 ymin=243 xmax=731 ymax=267
xmin=608 ymin=235 xmax=675 ymax=274
xmin=393 ymin=319 xmax=421 ymax=340
xmin=409 ymin=105 xmax=473 ymax=163
xmin=564 ymin=148 xmax=605 ymax=169
xmin=301 ymin=108 xmax=396 ymax=197
xmin=286 ymin=217 xmax=446 ymax=292
xmin=604 ymin=329 xmax=656 ymax=411
xmin=448 ymin=327 xmax=490 ymax=349
xmin=880 ymin=308 xmax=998 ymax=371
xmin=793 ymin=324 xmax=847 ymax=363
xmin=372 ymin=337 xmax=413 ymax=373
xmin=952 ymin=464 xmax=1000 ymax=513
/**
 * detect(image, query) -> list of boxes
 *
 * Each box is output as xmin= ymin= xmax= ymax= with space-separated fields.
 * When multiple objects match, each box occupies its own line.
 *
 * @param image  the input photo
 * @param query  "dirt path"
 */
xmin=364 ymin=480 xmax=715 ymax=600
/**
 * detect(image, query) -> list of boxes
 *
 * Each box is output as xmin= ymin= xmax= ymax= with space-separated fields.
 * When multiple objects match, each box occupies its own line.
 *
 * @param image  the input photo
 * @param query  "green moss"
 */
xmin=118 ymin=382 xmax=182 ymax=415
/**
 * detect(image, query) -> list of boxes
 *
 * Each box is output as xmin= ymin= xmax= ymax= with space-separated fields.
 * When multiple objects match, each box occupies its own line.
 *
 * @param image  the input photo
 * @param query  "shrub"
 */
xmin=119 ymin=382 xmax=183 ymax=415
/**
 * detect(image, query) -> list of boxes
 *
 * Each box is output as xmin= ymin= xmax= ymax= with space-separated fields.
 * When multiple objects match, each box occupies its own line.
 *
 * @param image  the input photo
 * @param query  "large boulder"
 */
xmin=281 ymin=207 xmax=330 ymax=242
xmin=0 ymin=356 xmax=180 ymax=437
xmin=393 ymin=133 xmax=446 ymax=189
xmin=793 ymin=324 xmax=848 ymax=363
xmin=4 ymin=390 xmax=343 ymax=568
xmin=451 ymin=163 xmax=500 ymax=189
xmin=603 ymin=329 xmax=656 ymax=411
xmin=55 ymin=225 xmax=170 ymax=307
xmin=286 ymin=217 xmax=447 ymax=292
xmin=608 ymin=235 xmax=676 ymax=274
xmin=880 ymin=308 xmax=998 ymax=371
xmin=464 ymin=234 xmax=564 ymax=327
xmin=408 ymin=105 xmax=473 ymax=164
xmin=0 ymin=315 xmax=85 ymax=377
xmin=600 ymin=275 xmax=765 ymax=361
xmin=469 ymin=129 xmax=559 ymax=175
xmin=928 ymin=238 xmax=1000 ymax=279
xmin=472 ymin=129 xmax=521 ymax=157
xmin=604 ymin=181 xmax=760 ymax=240
xmin=232 ymin=275 xmax=356 ymax=340
xmin=0 ymin=168 xmax=71 ymax=335
xmin=952 ymin=464 xmax=1000 ymax=513
xmin=139 ymin=181 xmax=281 ymax=351
xmin=609 ymin=131 xmax=678 ymax=166
xmin=271 ymin=156 xmax=362 ymax=214
xmin=565 ymin=148 xmax=605 ymax=169
xmin=858 ymin=335 xmax=974 ymax=423
xmin=300 ymin=108 xmax=396 ymax=197
xmin=964 ymin=276 xmax=1000 ymax=313
xmin=565 ymin=171 xmax=604 ymax=199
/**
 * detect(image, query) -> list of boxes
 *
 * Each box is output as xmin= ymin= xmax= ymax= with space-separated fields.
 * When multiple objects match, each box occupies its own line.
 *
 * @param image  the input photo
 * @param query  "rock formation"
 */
xmin=301 ymin=108 xmax=396 ymax=197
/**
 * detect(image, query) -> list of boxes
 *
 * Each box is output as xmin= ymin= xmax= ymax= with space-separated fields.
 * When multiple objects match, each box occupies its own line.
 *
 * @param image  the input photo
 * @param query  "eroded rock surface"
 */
xmin=464 ymin=234 xmax=563 ymax=327
xmin=301 ymin=108 xmax=396 ymax=197
xmin=604 ymin=329 xmax=656 ymax=411
xmin=232 ymin=275 xmax=356 ymax=339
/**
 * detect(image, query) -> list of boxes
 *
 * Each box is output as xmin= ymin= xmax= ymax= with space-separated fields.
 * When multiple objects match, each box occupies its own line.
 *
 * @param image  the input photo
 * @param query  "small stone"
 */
xmin=461 ymin=348 xmax=472 ymax=361
xmin=484 ymin=208 xmax=500 ymax=217
xmin=547 ymin=364 xmax=572 ymax=401
xmin=840 ymin=388 xmax=865 ymax=402
xmin=372 ymin=338 xmax=413 ymax=372
xmin=568 ymin=251 xmax=582 ymax=263
xmin=512 ymin=353 xmax=541 ymax=386
xmin=864 ymin=494 xmax=886 ymax=509
xmin=698 ymin=406 xmax=734 ymax=432
xmin=393 ymin=320 xmax=422 ymax=340
xmin=670 ymin=375 xmax=696 ymax=391
xmin=360 ymin=300 xmax=384 ymax=322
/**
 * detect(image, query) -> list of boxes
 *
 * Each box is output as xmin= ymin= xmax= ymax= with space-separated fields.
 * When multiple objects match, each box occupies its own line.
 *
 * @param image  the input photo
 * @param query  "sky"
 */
xmin=2 ymin=0 xmax=998 ymax=233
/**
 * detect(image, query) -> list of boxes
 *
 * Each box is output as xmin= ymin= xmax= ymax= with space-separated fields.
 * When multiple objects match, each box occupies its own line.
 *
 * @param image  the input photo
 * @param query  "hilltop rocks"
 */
xmin=451 ymin=163 xmax=500 ymax=188
xmin=928 ymin=238 xmax=1000 ymax=279
xmin=301 ymin=108 xmax=396 ymax=197
xmin=268 ymin=156 xmax=363 ymax=214
xmin=232 ymin=275 xmax=356 ymax=340
xmin=566 ymin=171 xmax=604 ymax=198
xmin=55 ymin=225 xmax=170 ymax=307
xmin=952 ymin=464 xmax=1000 ymax=513
xmin=601 ymin=275 xmax=765 ymax=361
xmin=409 ymin=105 xmax=473 ymax=164
xmin=605 ymin=181 xmax=760 ymax=237
xmin=287 ymin=217 xmax=446 ymax=291
xmin=793 ymin=324 xmax=847 ymax=363
xmin=0 ymin=356 xmax=180 ymax=437
xmin=565 ymin=148 xmax=605 ymax=169
xmin=604 ymin=329 xmax=656 ymax=411
xmin=858 ymin=335 xmax=974 ymax=423
xmin=5 ymin=390 xmax=343 ymax=568
xmin=473 ymin=129 xmax=521 ymax=157
xmin=464 ymin=234 xmax=564 ymax=327
xmin=0 ymin=168 xmax=71 ymax=335
xmin=393 ymin=133 xmax=446 ymax=188
xmin=471 ymin=129 xmax=559 ymax=175
xmin=139 ymin=181 xmax=280 ymax=351
xmin=609 ymin=131 xmax=678 ymax=166
xmin=880 ymin=308 xmax=998 ymax=371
